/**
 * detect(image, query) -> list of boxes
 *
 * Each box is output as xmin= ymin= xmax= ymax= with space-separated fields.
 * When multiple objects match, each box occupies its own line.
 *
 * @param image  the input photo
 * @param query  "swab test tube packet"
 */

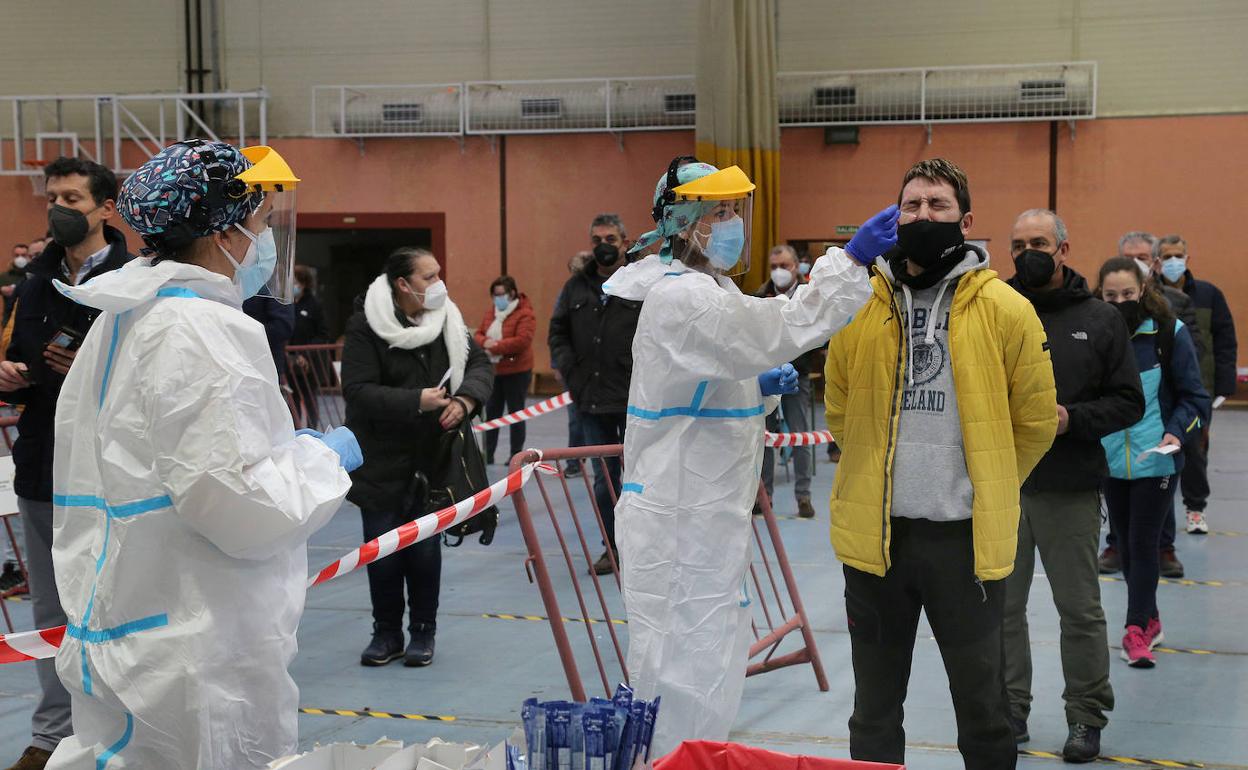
xmin=546 ymin=701 xmax=573 ymax=770
xmin=589 ymin=698 xmax=622 ymax=769
xmin=582 ymin=708 xmax=608 ymax=770
xmin=640 ymin=696 xmax=661 ymax=763
xmin=525 ymin=699 xmax=546 ymax=770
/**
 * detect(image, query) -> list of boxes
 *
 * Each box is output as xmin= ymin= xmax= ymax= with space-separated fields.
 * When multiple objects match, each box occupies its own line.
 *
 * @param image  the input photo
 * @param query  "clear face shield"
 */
xmin=234 ymin=146 xmax=300 ymax=303
xmin=679 ymin=194 xmax=754 ymax=277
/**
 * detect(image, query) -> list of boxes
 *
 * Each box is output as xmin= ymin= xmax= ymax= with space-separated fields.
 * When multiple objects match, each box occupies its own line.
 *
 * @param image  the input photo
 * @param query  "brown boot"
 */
xmin=5 ymin=747 xmax=53 ymax=770
xmin=1160 ymin=547 xmax=1185 ymax=579
xmin=592 ymin=549 xmax=618 ymax=576
xmin=1098 ymin=545 xmax=1121 ymax=574
xmin=797 ymin=498 xmax=816 ymax=519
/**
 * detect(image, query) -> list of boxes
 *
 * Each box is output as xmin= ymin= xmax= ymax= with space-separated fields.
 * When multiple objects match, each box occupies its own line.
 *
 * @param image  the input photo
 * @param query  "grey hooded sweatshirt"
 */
xmin=878 ymin=245 xmax=992 ymax=522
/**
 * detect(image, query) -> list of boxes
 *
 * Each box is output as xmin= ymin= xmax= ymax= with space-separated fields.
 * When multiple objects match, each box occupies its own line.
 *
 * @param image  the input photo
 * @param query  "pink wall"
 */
xmin=1 ymin=115 xmax=1244 ymax=377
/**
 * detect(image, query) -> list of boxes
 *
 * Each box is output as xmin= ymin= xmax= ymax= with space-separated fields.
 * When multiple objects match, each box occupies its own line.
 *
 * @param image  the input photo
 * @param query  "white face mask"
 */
xmin=12 ymin=257 xmax=28 ymax=270
xmin=417 ymin=279 xmax=448 ymax=310
xmin=771 ymin=267 xmax=795 ymax=290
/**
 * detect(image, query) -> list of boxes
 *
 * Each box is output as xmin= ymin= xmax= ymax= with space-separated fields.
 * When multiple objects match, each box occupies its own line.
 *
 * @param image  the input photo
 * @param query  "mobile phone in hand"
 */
xmin=47 ymin=325 xmax=84 ymax=351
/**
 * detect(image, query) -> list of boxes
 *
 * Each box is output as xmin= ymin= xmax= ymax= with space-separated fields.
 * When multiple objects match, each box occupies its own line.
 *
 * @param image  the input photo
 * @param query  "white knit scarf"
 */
xmin=363 ymin=274 xmax=468 ymax=392
xmin=485 ymin=297 xmax=519 ymax=363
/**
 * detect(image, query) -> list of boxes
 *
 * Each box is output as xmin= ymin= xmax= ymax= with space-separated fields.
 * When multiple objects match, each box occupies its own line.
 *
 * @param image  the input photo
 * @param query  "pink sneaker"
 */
xmin=1144 ymin=616 xmax=1164 ymax=650
xmin=1122 ymin=625 xmax=1156 ymax=668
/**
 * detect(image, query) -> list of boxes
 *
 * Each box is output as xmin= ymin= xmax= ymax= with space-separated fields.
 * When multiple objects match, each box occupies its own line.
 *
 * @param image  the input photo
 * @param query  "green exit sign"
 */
xmin=835 ymin=225 xmax=859 ymax=236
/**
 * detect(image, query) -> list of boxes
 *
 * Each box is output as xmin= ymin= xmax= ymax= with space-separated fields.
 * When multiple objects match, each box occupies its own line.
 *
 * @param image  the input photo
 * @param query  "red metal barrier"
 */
xmin=284 ymin=344 xmax=346 ymax=430
xmin=508 ymin=445 xmax=828 ymax=703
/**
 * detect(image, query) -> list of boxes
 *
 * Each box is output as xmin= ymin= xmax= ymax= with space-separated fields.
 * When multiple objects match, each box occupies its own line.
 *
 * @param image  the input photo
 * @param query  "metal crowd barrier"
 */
xmin=284 ymin=344 xmax=346 ymax=431
xmin=507 ymin=444 xmax=829 ymax=702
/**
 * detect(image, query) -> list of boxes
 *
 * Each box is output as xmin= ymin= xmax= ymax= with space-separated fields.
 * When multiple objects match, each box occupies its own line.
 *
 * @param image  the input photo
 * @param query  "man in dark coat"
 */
xmin=1003 ymin=210 xmax=1144 ymax=762
xmin=548 ymin=213 xmax=641 ymax=575
xmin=1156 ymin=234 xmax=1237 ymax=536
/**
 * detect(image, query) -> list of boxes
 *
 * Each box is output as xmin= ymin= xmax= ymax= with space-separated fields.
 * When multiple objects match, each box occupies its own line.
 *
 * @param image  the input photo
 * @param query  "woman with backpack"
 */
xmin=1096 ymin=257 xmax=1210 ymax=668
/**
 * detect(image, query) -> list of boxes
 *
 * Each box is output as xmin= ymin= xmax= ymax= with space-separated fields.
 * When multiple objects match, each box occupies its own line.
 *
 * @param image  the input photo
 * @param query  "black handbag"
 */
xmin=425 ymin=420 xmax=499 ymax=547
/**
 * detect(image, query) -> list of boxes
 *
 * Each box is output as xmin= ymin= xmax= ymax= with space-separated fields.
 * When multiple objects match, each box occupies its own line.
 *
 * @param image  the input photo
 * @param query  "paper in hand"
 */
xmin=1135 ymin=443 xmax=1180 ymax=464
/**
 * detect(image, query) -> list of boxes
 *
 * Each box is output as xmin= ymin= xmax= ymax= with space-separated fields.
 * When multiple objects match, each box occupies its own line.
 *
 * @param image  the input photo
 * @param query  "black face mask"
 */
xmin=593 ymin=242 xmax=621 ymax=267
xmin=1013 ymin=248 xmax=1059 ymax=290
xmin=48 ymin=204 xmax=96 ymax=248
xmin=896 ymin=220 xmax=965 ymax=269
xmin=1113 ymin=299 xmax=1143 ymax=330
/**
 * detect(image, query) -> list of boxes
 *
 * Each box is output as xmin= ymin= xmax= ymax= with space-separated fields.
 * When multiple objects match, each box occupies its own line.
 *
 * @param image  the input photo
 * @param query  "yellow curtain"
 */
xmin=695 ymin=0 xmax=780 ymax=293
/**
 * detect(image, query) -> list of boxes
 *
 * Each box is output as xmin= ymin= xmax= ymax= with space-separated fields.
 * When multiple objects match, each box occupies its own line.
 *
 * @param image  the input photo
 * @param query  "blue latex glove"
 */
xmin=295 ymin=428 xmax=324 ymax=439
xmin=759 ymin=364 xmax=799 ymax=396
xmin=321 ymin=426 xmax=364 ymax=473
xmin=845 ymin=204 xmax=900 ymax=266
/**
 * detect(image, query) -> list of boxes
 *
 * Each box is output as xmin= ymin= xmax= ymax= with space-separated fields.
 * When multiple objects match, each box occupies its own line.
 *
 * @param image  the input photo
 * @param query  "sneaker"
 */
xmin=4 ymin=746 xmax=53 ymax=770
xmin=360 ymin=625 xmax=405 ymax=667
xmin=591 ymin=549 xmax=617 ymax=576
xmin=1008 ymin=714 xmax=1029 ymax=744
xmin=1186 ymin=510 xmax=1209 ymax=534
xmin=563 ymin=463 xmax=582 ymax=478
xmin=797 ymin=498 xmax=816 ymax=519
xmin=1 ymin=579 xmax=27 ymax=599
xmin=1062 ymin=723 xmax=1101 ymax=763
xmin=1121 ymin=625 xmax=1156 ymax=668
xmin=1160 ymin=547 xmax=1185 ymax=579
xmin=1144 ymin=616 xmax=1164 ymax=650
xmin=1098 ymin=546 xmax=1121 ymax=574
xmin=404 ymin=623 xmax=435 ymax=667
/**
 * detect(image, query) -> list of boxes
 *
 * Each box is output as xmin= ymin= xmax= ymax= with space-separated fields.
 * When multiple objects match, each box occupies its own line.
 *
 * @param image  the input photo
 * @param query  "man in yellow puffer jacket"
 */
xmin=824 ymin=159 xmax=1057 ymax=769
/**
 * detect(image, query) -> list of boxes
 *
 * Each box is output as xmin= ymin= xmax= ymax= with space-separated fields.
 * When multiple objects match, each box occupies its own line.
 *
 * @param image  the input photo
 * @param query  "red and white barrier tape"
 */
xmin=763 ymin=430 xmax=835 ymax=448
xmin=2 ymin=428 xmax=838 ymax=661
xmin=0 ymin=625 xmax=65 ymax=664
xmin=473 ymin=392 xmax=571 ymax=433
xmin=308 ymin=459 xmax=557 ymax=588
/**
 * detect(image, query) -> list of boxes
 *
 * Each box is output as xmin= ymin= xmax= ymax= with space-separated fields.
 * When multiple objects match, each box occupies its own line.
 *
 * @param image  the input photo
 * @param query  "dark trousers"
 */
xmin=1107 ymin=493 xmax=1177 ymax=551
xmin=361 ymin=508 xmax=442 ymax=632
xmin=484 ymin=370 xmax=532 ymax=463
xmin=579 ymin=410 xmax=626 ymax=551
xmin=1104 ymin=476 xmax=1175 ymax=628
xmin=844 ymin=517 xmax=1016 ymax=769
xmin=19 ymin=497 xmax=71 ymax=752
xmin=1180 ymin=424 xmax=1211 ymax=512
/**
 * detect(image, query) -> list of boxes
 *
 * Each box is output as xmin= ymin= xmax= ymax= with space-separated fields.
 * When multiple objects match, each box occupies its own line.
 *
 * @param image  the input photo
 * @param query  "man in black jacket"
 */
xmin=0 ymin=157 xmax=132 ymax=770
xmin=548 ymin=213 xmax=641 ymax=575
xmin=1156 ymin=234 xmax=1237 ymax=535
xmin=1002 ymin=210 xmax=1144 ymax=762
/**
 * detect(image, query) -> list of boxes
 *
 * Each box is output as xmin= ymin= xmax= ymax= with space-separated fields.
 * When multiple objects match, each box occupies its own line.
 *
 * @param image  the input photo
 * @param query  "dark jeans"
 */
xmin=566 ymin=402 xmax=585 ymax=471
xmin=844 ymin=517 xmax=1016 ymax=769
xmin=1104 ymin=476 xmax=1175 ymax=628
xmin=1107 ymin=492 xmax=1177 ymax=551
xmin=484 ymin=370 xmax=532 ymax=463
xmin=1181 ymin=424 xmax=1211 ymax=512
xmin=579 ymin=410 xmax=626 ymax=551
xmin=361 ymin=508 xmax=442 ymax=632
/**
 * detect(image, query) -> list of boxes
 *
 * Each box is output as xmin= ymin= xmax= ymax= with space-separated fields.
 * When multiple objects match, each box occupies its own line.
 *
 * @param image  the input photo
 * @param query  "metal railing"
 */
xmin=0 ymin=90 xmax=268 ymax=176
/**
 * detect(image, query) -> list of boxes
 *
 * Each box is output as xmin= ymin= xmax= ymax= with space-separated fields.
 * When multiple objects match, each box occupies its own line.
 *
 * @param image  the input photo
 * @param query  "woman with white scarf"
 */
xmin=473 ymin=275 xmax=537 ymax=464
xmin=342 ymin=247 xmax=494 ymax=668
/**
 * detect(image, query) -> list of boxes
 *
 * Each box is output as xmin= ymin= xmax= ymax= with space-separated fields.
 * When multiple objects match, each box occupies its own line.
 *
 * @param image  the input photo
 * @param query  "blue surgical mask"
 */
xmin=1160 ymin=257 xmax=1187 ymax=283
xmin=293 ymin=285 xmax=304 ymax=302
xmin=703 ymin=216 xmax=746 ymax=271
xmin=493 ymin=294 xmax=510 ymax=312
xmin=221 ymin=223 xmax=277 ymax=300
xmin=798 ymin=262 xmax=811 ymax=276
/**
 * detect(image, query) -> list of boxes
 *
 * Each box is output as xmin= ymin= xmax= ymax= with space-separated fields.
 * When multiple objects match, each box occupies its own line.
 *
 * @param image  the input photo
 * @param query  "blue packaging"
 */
xmin=582 ymin=708 xmax=608 ymax=770
xmin=529 ymin=700 xmax=547 ymax=770
xmin=640 ymin=696 xmax=661 ymax=763
xmin=547 ymin=701 xmax=573 ymax=770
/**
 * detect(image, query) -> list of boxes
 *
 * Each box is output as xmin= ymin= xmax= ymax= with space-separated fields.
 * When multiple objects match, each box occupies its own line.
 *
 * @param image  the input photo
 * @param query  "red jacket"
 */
xmin=474 ymin=294 xmax=536 ymax=375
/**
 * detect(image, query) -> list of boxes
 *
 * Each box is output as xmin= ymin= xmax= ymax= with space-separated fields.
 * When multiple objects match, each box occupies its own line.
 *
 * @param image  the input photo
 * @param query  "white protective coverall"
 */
xmin=604 ymin=247 xmax=871 ymax=756
xmin=46 ymin=258 xmax=351 ymax=768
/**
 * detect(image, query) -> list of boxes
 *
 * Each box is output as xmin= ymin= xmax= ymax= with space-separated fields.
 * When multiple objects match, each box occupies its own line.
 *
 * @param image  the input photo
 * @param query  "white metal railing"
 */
xmin=311 ymin=62 xmax=1095 ymax=138
xmin=778 ymin=62 xmax=1097 ymax=126
xmin=0 ymin=90 xmax=268 ymax=176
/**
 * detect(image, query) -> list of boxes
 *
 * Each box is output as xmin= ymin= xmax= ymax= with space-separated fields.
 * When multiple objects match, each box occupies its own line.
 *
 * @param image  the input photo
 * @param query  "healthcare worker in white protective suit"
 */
xmin=46 ymin=140 xmax=361 ymax=768
xmin=604 ymin=157 xmax=899 ymax=755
